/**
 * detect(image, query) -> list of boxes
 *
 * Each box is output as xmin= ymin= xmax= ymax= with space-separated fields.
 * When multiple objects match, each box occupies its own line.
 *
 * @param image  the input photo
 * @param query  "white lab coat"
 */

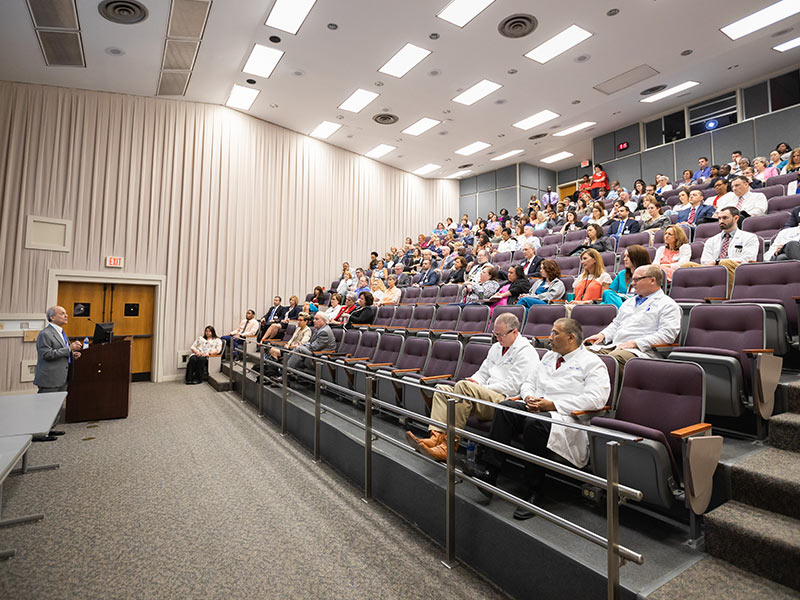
xmin=471 ymin=334 xmax=540 ymax=398
xmin=700 ymin=228 xmax=760 ymax=264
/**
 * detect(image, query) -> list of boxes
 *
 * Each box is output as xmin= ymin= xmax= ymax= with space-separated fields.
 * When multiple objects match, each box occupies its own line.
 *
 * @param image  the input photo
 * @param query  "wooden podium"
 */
xmin=66 ymin=337 xmax=132 ymax=423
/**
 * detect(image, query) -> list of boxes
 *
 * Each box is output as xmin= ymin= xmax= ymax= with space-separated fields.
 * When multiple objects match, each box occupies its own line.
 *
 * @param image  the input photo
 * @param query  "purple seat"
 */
xmin=335 ymin=331 xmax=381 ymax=392
xmin=689 ymin=241 xmax=704 ymax=262
xmin=532 ymin=229 xmax=549 ymax=239
xmin=406 ymin=305 xmax=435 ymax=333
xmin=536 ymin=243 xmax=558 ymax=258
xmin=742 ymin=211 xmax=790 ymax=240
xmin=542 ymin=233 xmax=563 ymax=247
xmin=616 ymin=232 xmax=650 ymax=254
xmin=436 ymin=284 xmax=460 ymax=305
xmin=590 ymin=359 xmax=706 ymax=509
xmin=560 ymin=275 xmax=575 ymax=294
xmin=330 ymin=279 xmax=340 ymax=291
xmin=400 ymin=286 xmax=421 ymax=305
xmin=367 ymin=306 xmax=396 ymax=329
xmin=304 ymin=293 xmax=315 ymax=302
xmin=411 ymin=273 xmax=423 ymax=285
xmin=645 ymin=246 xmax=657 ymax=261
xmin=385 ymin=305 xmax=413 ymax=332
xmin=374 ymin=337 xmax=431 ymax=406
xmin=493 ymin=251 xmax=512 ymax=268
xmin=488 ymin=305 xmax=526 ymax=334
xmin=512 ymin=249 xmax=525 ymax=262
xmin=322 ymin=329 xmax=360 ymax=381
xmin=352 ymin=333 xmax=405 ymax=394
xmin=402 ymin=339 xmax=463 ymax=416
xmin=564 ymin=230 xmax=587 ymax=243
xmin=571 ymin=304 xmax=617 ymax=339
xmin=767 ymin=195 xmax=800 ymax=215
xmin=670 ymin=266 xmax=729 ymax=303
xmin=521 ymin=304 xmax=566 ymax=343
xmin=693 ymin=222 xmax=720 ymax=244
xmin=426 ymin=305 xmax=461 ymax=336
xmin=760 ymin=184 xmax=785 ymax=199
xmin=418 ymin=286 xmax=439 ymax=305
xmin=702 ymin=188 xmax=718 ymax=200
xmin=765 ymin=172 xmax=799 ymax=188
xmin=559 ymin=240 xmax=585 ymax=256
xmin=440 ymin=269 xmax=452 ymax=283
xmin=448 ymin=304 xmax=491 ymax=339
xmin=597 ymin=354 xmax=619 ymax=405
xmin=600 ymin=251 xmax=617 ymax=274
xmin=554 ymin=256 xmax=581 ymax=276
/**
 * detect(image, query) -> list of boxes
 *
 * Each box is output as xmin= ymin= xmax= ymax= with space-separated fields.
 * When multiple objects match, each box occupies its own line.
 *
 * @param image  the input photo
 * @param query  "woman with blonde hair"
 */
xmin=654 ymin=225 xmax=691 ymax=282
xmin=376 ymin=274 xmax=401 ymax=306
xmin=261 ymin=295 xmax=300 ymax=342
xmin=569 ymin=249 xmax=612 ymax=304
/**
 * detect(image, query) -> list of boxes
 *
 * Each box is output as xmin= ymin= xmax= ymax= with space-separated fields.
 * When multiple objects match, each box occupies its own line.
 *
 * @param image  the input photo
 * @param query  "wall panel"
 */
xmin=711 ymin=120 xmax=755 ymax=165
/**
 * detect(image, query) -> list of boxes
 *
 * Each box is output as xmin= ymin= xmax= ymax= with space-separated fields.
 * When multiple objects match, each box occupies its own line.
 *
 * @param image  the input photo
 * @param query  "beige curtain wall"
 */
xmin=0 ymin=81 xmax=458 ymax=391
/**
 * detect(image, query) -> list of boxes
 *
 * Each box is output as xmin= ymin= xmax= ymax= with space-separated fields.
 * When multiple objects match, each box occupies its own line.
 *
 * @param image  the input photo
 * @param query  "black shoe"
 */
xmin=33 ymin=435 xmax=57 ymax=442
xmin=513 ymin=492 xmax=538 ymax=520
xmin=474 ymin=467 xmax=498 ymax=503
xmin=50 ymin=430 xmax=65 ymax=436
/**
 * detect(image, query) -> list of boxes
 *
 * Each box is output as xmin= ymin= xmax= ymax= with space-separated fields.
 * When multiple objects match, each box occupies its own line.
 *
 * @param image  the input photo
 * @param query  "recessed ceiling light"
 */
xmin=606 ymin=8 xmax=619 ymax=16
xmin=310 ymin=120 xmax=342 ymax=139
xmin=491 ymin=149 xmax=524 ymax=161
xmin=553 ymin=121 xmax=596 ymax=136
xmin=338 ymin=88 xmax=380 ymax=113
xmin=524 ymin=24 xmax=592 ymax=64
xmin=452 ymin=79 xmax=502 ymax=105
xmin=640 ymin=81 xmax=700 ymax=103
xmin=413 ymin=163 xmax=441 ymax=176
xmin=365 ymin=144 xmax=397 ymax=158
xmin=269 ymin=35 xmax=281 ymax=43
xmin=541 ymin=151 xmax=574 ymax=164
xmin=378 ymin=43 xmax=431 ymax=78
xmin=265 ymin=0 xmax=317 ymax=35
xmin=446 ymin=169 xmax=472 ymax=178
xmin=226 ymin=85 xmax=259 ymax=110
xmin=455 ymin=141 xmax=491 ymax=156
xmin=243 ymin=44 xmax=284 ymax=79
xmin=105 ymin=46 xmax=125 ymax=56
xmin=721 ymin=0 xmax=800 ymax=40
xmin=437 ymin=0 xmax=496 ymax=28
xmin=327 ymin=23 xmax=338 ymax=30
xmin=430 ymin=32 xmax=440 ymax=39
xmin=681 ymin=49 xmax=693 ymax=56
xmin=270 ymin=103 xmax=278 ymax=108
xmin=774 ymin=35 xmax=800 ymax=52
xmin=512 ymin=109 xmax=560 ymax=130
xmin=507 ymin=68 xmax=518 ymax=74
xmin=402 ymin=117 xmax=441 ymax=136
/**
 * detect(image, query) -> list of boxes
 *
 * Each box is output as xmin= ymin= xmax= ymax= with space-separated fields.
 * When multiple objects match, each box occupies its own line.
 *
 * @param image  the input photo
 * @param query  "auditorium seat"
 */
xmin=400 ymin=286 xmax=421 ymax=305
xmin=767 ymin=194 xmax=800 ymax=214
xmin=536 ymin=243 xmax=558 ymax=258
xmin=385 ymin=305 xmax=413 ymax=332
xmin=542 ymin=233 xmax=563 ymax=247
xmin=743 ymin=211 xmax=790 ymax=241
xmin=416 ymin=286 xmax=438 ymax=305
xmin=616 ymin=232 xmax=650 ymax=255
xmin=320 ymin=329 xmax=360 ymax=382
xmin=436 ymin=284 xmax=460 ymax=305
xmin=401 ymin=339 xmax=462 ymax=417
xmin=352 ymin=333 xmax=404 ymax=395
xmin=374 ymin=336 xmax=431 ymax=407
xmin=765 ymin=172 xmax=799 ymax=188
xmin=477 ymin=305 xmax=526 ymax=343
xmin=760 ymin=184 xmax=786 ymax=199
xmin=554 ymin=255 xmax=581 ymax=276
xmin=558 ymin=240 xmax=584 ymax=257
xmin=493 ymin=251 xmax=512 ymax=271
xmin=521 ymin=305 xmax=566 ymax=344
xmin=405 ymin=305 xmax=435 ymax=332
xmin=669 ymin=265 xmax=730 ymax=336
xmin=693 ymin=222 xmax=720 ymax=244
xmin=442 ymin=304 xmax=490 ymax=341
xmin=334 ymin=331 xmax=380 ymax=392
xmin=652 ymin=225 xmax=692 ymax=246
xmin=422 ymin=304 xmax=461 ymax=338
xmin=600 ymin=251 xmax=617 ymax=274
xmin=564 ymin=230 xmax=587 ymax=243
xmin=571 ymin=304 xmax=617 ymax=339
xmin=367 ymin=306 xmax=395 ymax=330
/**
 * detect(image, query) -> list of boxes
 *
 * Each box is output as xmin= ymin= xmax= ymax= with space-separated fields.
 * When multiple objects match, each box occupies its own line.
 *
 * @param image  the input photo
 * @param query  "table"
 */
xmin=0 ymin=392 xmax=66 ymax=473
xmin=0 ymin=435 xmax=36 ymax=560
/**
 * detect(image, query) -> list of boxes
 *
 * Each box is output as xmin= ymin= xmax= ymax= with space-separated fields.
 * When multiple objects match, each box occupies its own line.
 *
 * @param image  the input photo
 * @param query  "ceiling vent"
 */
xmin=594 ymin=64 xmax=659 ymax=96
xmin=157 ymin=71 xmax=191 ymax=96
xmin=27 ymin=0 xmax=79 ymax=29
xmin=457 ymin=163 xmax=473 ymax=169
xmin=26 ymin=0 xmax=85 ymax=67
xmin=163 ymin=39 xmax=199 ymax=70
xmin=528 ymin=133 xmax=547 ymax=140
xmin=37 ymin=30 xmax=85 ymax=66
xmin=98 ymin=0 xmax=149 ymax=25
xmin=498 ymin=14 xmax=537 ymax=38
xmin=167 ymin=0 xmax=211 ymax=39
xmin=157 ymin=0 xmax=211 ymax=96
xmin=640 ymin=84 xmax=667 ymax=96
xmin=373 ymin=113 xmax=399 ymax=125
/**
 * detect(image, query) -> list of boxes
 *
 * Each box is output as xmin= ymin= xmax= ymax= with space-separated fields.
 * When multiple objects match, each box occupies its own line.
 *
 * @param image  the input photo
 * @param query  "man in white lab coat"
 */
xmin=475 ymin=318 xmax=609 ymax=519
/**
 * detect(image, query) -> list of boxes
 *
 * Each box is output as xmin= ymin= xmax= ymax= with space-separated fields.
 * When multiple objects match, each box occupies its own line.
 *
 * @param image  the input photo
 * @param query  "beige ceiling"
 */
xmin=1 ymin=0 xmax=799 ymax=179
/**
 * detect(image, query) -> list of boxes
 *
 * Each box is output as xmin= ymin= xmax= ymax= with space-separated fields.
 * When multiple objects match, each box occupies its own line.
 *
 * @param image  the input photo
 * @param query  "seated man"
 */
xmin=476 ymin=318 xmax=609 ymax=519
xmin=286 ymin=312 xmax=337 ymax=377
xmin=606 ymin=204 xmax=640 ymax=237
xmin=517 ymin=242 xmax=543 ymax=278
xmin=783 ymin=205 xmax=800 ymax=230
xmin=413 ymin=258 xmax=440 ymax=287
xmin=221 ymin=309 xmax=259 ymax=355
xmin=676 ymin=189 xmax=715 ymax=227
xmin=584 ymin=265 xmax=681 ymax=370
xmin=405 ymin=313 xmax=539 ymax=460
xmin=258 ymin=296 xmax=287 ymax=339
xmin=393 ymin=263 xmax=413 ymax=288
xmin=466 ymin=249 xmax=493 ymax=283
xmin=715 ymin=175 xmax=767 ymax=218
xmin=765 ymin=220 xmax=800 ymax=261
xmin=693 ymin=156 xmax=711 ymax=182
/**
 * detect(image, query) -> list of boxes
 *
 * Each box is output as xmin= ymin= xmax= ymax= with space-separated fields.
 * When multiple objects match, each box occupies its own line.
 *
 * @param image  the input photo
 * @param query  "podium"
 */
xmin=66 ymin=337 xmax=132 ymax=423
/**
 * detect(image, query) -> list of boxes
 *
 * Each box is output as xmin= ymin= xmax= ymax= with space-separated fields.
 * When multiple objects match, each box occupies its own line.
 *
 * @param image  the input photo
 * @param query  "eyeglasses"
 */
xmin=493 ymin=329 xmax=515 ymax=338
xmin=631 ymin=276 xmax=655 ymax=283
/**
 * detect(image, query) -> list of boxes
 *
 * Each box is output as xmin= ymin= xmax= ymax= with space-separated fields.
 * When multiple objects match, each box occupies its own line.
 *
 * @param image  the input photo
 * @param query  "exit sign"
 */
xmin=105 ymin=256 xmax=124 ymax=268
xmin=617 ymin=141 xmax=629 ymax=151
xmin=580 ymin=159 xmax=590 ymax=168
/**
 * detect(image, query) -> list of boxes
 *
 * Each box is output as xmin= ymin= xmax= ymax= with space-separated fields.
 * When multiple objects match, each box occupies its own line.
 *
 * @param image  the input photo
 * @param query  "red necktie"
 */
xmin=688 ymin=206 xmax=696 ymax=224
xmin=556 ymin=356 xmax=564 ymax=369
xmin=719 ymin=233 xmax=731 ymax=260
xmin=736 ymin=196 xmax=744 ymax=210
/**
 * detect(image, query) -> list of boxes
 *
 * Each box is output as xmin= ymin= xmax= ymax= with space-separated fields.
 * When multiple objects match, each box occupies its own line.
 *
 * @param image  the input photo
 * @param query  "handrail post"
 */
xmin=313 ymin=360 xmax=321 ymax=462
xmin=228 ymin=336 xmax=234 ymax=391
xmin=363 ymin=374 xmax=374 ymax=503
xmin=606 ymin=441 xmax=621 ymax=600
xmin=280 ymin=351 xmax=288 ymax=436
xmin=240 ymin=338 xmax=248 ymax=402
xmin=442 ymin=397 xmax=457 ymax=569
xmin=257 ymin=343 xmax=264 ymax=417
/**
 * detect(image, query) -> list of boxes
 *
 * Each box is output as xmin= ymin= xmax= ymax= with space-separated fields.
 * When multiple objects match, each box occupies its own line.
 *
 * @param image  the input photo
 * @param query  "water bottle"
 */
xmin=465 ymin=441 xmax=477 ymax=473
xmin=83 ymin=336 xmax=89 ymax=349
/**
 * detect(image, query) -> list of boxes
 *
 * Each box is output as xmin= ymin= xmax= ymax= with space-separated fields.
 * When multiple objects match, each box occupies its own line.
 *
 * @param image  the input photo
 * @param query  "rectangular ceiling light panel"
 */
xmin=402 ymin=117 xmax=441 ymax=136
xmin=413 ymin=163 xmax=441 ymax=176
xmin=452 ymin=79 xmax=502 ymax=105
xmin=541 ymin=151 xmax=574 ymax=164
xmin=455 ymin=141 xmax=490 ymax=156
xmin=310 ymin=121 xmax=342 ymax=139
xmin=37 ymin=30 xmax=85 ymax=67
xmin=339 ymin=88 xmax=380 ymax=113
xmin=243 ymin=44 xmax=284 ymax=78
xmin=640 ymin=81 xmax=699 ymax=103
xmin=774 ymin=35 xmax=800 ymax=51
xmin=446 ymin=169 xmax=472 ymax=178
xmin=365 ymin=144 xmax=396 ymax=158
xmin=553 ymin=121 xmax=596 ymax=137
xmin=27 ymin=0 xmax=78 ymax=29
xmin=163 ymin=39 xmax=200 ymax=70
xmin=721 ymin=0 xmax=800 ymax=40
xmin=168 ymin=0 xmax=212 ymax=39
xmin=524 ymin=24 xmax=592 ymax=64
xmin=378 ymin=43 xmax=431 ymax=78
xmin=593 ymin=64 xmax=659 ymax=95
xmin=491 ymin=149 xmax=523 ymax=161
xmin=265 ymin=0 xmax=317 ymax=35
xmin=512 ymin=109 xmax=559 ymax=130
xmin=437 ymin=0 xmax=496 ymax=27
xmin=226 ymin=84 xmax=259 ymax=110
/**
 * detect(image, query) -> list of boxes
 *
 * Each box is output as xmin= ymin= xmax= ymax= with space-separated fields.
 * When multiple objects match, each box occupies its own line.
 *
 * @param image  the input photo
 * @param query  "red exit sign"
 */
xmin=105 ymin=256 xmax=124 ymax=268
xmin=617 ymin=141 xmax=629 ymax=151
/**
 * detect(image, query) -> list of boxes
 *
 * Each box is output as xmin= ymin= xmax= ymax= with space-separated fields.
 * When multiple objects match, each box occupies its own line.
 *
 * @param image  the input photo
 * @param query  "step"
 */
xmin=779 ymin=376 xmax=800 ymax=414
xmin=730 ymin=447 xmax=800 ymax=520
xmin=769 ymin=412 xmax=800 ymax=453
xmin=207 ymin=371 xmax=232 ymax=392
xmin=705 ymin=500 xmax=800 ymax=592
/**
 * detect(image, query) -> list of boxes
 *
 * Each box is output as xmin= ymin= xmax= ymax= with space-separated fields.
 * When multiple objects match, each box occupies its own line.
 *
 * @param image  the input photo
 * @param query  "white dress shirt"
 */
xmin=593 ymin=290 xmax=681 ymax=358
xmin=700 ymin=228 xmax=760 ymax=264
xmin=49 ymin=322 xmax=69 ymax=348
xmin=716 ymin=190 xmax=768 ymax=216
xmin=520 ymin=233 xmax=542 ymax=249
xmin=764 ymin=226 xmax=800 ymax=261
xmin=230 ymin=318 xmax=259 ymax=337
xmin=519 ymin=346 xmax=609 ymax=467
xmin=471 ymin=334 xmax=540 ymax=398
xmin=497 ymin=237 xmax=519 ymax=253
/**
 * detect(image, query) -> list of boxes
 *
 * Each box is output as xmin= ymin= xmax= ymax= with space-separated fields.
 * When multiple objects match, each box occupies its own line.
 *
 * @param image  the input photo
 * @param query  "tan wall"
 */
xmin=0 ymin=82 xmax=458 ymax=392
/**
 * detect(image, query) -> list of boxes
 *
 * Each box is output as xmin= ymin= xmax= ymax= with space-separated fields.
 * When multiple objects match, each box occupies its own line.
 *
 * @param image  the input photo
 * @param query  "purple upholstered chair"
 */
xmin=765 ymin=172 xmax=799 ymax=188
xmin=401 ymin=286 xmax=421 ymax=305
xmin=352 ymin=333 xmax=404 ymax=395
xmin=334 ymin=330 xmax=380 ymax=392
xmin=436 ymin=284 xmax=460 ymax=305
xmin=417 ymin=286 xmax=440 ymax=305
xmin=374 ymin=336 xmax=431 ymax=407
xmin=767 ymin=195 xmax=800 ymax=215
xmin=406 ymin=304 xmax=435 ymax=333
xmin=521 ymin=304 xmax=566 ymax=345
xmin=401 ymin=339 xmax=463 ymax=417
xmin=571 ymin=304 xmax=618 ymax=339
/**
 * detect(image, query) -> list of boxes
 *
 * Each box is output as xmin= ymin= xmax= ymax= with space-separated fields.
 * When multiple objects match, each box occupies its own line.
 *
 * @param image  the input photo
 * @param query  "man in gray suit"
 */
xmin=286 ymin=311 xmax=337 ymax=376
xmin=34 ymin=306 xmax=83 ymax=440
xmin=393 ymin=264 xmax=412 ymax=288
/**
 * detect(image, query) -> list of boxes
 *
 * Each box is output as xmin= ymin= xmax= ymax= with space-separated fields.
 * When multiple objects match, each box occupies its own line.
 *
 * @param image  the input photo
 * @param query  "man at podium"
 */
xmin=33 ymin=305 xmax=82 ymax=441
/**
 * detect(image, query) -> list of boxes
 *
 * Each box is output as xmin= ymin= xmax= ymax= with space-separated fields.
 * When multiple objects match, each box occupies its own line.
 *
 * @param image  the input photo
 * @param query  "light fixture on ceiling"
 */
xmin=226 ymin=85 xmax=259 ymax=110
xmin=541 ymin=151 xmax=574 ymax=164
xmin=265 ymin=0 xmax=317 ymax=35
xmin=524 ymin=24 xmax=592 ymax=64
xmin=512 ymin=109 xmax=559 ymax=130
xmin=774 ymin=35 xmax=800 ymax=51
xmin=365 ymin=144 xmax=396 ymax=158
xmin=553 ymin=121 xmax=596 ymax=136
xmin=491 ymin=149 xmax=524 ymax=161
xmin=437 ymin=0 xmax=496 ymax=27
xmin=327 ymin=23 xmax=338 ymax=30
xmin=455 ymin=141 xmax=490 ymax=156
xmin=446 ymin=169 xmax=472 ymax=178
xmin=413 ymin=163 xmax=441 ymax=176
xmin=721 ymin=0 xmax=800 ymax=41
xmin=243 ymin=44 xmax=284 ymax=78
xmin=338 ymin=88 xmax=380 ymax=113
xmin=402 ymin=117 xmax=441 ymax=136
xmin=105 ymin=46 xmax=125 ymax=56
xmin=452 ymin=79 xmax=502 ymax=105
xmin=378 ymin=43 xmax=431 ymax=78
xmin=269 ymin=35 xmax=281 ymax=43
xmin=309 ymin=120 xmax=341 ymax=139
xmin=640 ymin=81 xmax=699 ymax=103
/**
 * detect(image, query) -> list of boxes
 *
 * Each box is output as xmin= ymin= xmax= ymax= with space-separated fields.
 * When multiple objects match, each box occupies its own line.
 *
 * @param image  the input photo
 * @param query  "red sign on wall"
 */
xmin=105 ymin=256 xmax=124 ymax=268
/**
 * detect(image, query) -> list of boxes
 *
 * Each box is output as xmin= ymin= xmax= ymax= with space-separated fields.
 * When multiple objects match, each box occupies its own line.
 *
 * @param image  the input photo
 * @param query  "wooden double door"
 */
xmin=57 ymin=282 xmax=155 ymax=381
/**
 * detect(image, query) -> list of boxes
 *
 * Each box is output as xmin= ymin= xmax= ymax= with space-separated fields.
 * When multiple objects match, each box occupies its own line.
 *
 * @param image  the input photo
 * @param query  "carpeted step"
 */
xmin=782 ymin=379 xmax=800 ymax=414
xmin=705 ymin=500 xmax=800 ymax=592
xmin=730 ymin=447 xmax=800 ymax=520
xmin=207 ymin=371 xmax=232 ymax=391
xmin=769 ymin=412 xmax=800 ymax=453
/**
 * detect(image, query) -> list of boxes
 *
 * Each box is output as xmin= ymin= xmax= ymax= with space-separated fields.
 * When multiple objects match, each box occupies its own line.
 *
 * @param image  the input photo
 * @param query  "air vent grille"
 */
xmin=498 ymin=14 xmax=537 ymax=39
xmin=27 ymin=0 xmax=78 ymax=29
xmin=27 ymin=0 xmax=85 ymax=68
xmin=98 ymin=0 xmax=149 ymax=25
xmin=373 ymin=113 xmax=399 ymax=125
xmin=163 ymin=39 xmax=199 ymax=70
xmin=157 ymin=0 xmax=212 ymax=96
xmin=37 ymin=30 xmax=85 ymax=67
xmin=167 ymin=0 xmax=211 ymax=39
xmin=594 ymin=64 xmax=659 ymax=96
xmin=157 ymin=71 xmax=191 ymax=96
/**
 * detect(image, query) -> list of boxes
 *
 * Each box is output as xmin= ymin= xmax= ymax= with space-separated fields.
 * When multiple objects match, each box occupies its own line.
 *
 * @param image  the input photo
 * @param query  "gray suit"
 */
xmin=34 ymin=324 xmax=72 ymax=391
xmin=288 ymin=325 xmax=337 ymax=372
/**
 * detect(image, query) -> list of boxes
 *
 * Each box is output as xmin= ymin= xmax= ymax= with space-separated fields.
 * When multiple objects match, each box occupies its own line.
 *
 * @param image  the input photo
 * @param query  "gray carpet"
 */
xmin=0 ymin=382 xmax=508 ymax=600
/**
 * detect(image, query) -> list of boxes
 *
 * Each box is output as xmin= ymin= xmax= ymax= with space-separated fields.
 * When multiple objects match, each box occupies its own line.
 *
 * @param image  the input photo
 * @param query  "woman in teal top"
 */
xmin=601 ymin=245 xmax=651 ymax=308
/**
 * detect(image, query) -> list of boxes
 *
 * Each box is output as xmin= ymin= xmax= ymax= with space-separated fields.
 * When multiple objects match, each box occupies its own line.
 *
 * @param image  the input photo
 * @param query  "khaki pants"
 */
xmin=591 ymin=347 xmax=637 ymax=372
xmin=682 ymin=260 xmax=738 ymax=293
xmin=429 ymin=380 xmax=506 ymax=433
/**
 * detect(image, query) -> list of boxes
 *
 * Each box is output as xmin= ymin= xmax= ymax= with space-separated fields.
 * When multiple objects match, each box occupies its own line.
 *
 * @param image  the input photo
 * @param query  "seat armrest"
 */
xmin=534 ymin=336 xmax=550 ymax=341
xmin=458 ymin=331 xmax=485 ymax=335
xmin=313 ymin=350 xmax=336 ymax=355
xmin=343 ymin=356 xmax=370 ymax=362
xmin=571 ymin=405 xmax=611 ymax=416
xmin=551 ymin=299 xmax=566 ymax=304
xmin=391 ymin=368 xmax=421 ymax=374
xmin=704 ymin=297 xmax=727 ymax=303
xmin=652 ymin=343 xmax=679 ymax=348
xmin=743 ymin=348 xmax=773 ymax=354
xmin=507 ymin=396 xmax=521 ymax=402
xmin=670 ymin=423 xmax=712 ymax=438
xmin=420 ymin=374 xmax=453 ymax=382
xmin=366 ymin=362 xmax=393 ymax=368
xmin=652 ymin=343 xmax=679 ymax=357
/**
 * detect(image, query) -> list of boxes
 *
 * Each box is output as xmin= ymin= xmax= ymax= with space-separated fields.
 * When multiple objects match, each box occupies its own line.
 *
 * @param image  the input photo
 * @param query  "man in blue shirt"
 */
xmin=693 ymin=156 xmax=711 ymax=182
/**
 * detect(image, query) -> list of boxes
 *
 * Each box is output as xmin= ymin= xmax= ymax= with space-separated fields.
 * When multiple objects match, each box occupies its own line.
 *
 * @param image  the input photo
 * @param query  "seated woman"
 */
xmin=680 ymin=169 xmax=694 ymax=187
xmin=308 ymin=286 xmax=325 ymax=313
xmin=586 ymin=202 xmax=609 ymax=227
xmin=769 ymin=149 xmax=788 ymax=173
xmin=346 ymin=291 xmax=377 ymax=326
xmin=336 ymin=271 xmax=353 ymax=297
xmin=261 ymin=295 xmax=300 ymax=342
xmin=532 ymin=212 xmax=549 ymax=231
xmin=655 ymin=174 xmax=673 ymax=194
xmin=185 ymin=325 xmax=222 ymax=384
xmin=370 ymin=277 xmax=387 ymax=303
xmin=630 ymin=179 xmax=647 ymax=207
xmin=376 ymin=274 xmax=402 ymax=306
xmin=460 ymin=265 xmax=500 ymax=304
xmin=781 ymin=147 xmax=800 ymax=174
xmin=516 ymin=259 xmax=565 ymax=309
xmin=569 ymin=223 xmax=614 ymax=255
xmin=704 ymin=179 xmax=729 ymax=208
xmin=602 ymin=245 xmax=651 ymax=308
xmin=331 ymin=292 xmax=357 ymax=326
xmin=444 ymin=256 xmax=467 ymax=284
xmin=560 ymin=210 xmax=584 ymax=234
xmin=268 ymin=312 xmax=311 ymax=366
xmin=753 ymin=156 xmax=779 ymax=183
xmin=324 ymin=293 xmax=343 ymax=321
xmin=489 ymin=265 xmax=531 ymax=314
xmin=569 ymin=249 xmax=612 ymax=304
xmin=654 ymin=225 xmax=691 ymax=282
xmin=417 ymin=233 xmax=430 ymax=249
xmin=433 ymin=222 xmax=447 ymax=236
xmin=372 ymin=259 xmax=388 ymax=281
xmin=640 ymin=199 xmax=671 ymax=231
xmin=406 ymin=247 xmax=423 ymax=272
xmin=664 ymin=189 xmax=689 ymax=217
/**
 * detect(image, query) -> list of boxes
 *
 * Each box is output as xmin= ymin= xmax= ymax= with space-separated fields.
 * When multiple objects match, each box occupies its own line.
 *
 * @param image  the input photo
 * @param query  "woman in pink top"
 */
xmin=653 ymin=225 xmax=691 ymax=282
xmin=753 ymin=156 xmax=778 ymax=183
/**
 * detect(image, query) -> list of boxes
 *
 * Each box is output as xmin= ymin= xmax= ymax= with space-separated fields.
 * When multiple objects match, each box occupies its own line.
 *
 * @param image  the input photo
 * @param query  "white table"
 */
xmin=0 ymin=392 xmax=66 ymax=474
xmin=0 ymin=435 xmax=37 ymax=560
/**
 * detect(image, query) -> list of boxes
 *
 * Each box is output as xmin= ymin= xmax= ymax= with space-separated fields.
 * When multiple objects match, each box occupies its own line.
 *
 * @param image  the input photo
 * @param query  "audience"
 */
xmin=286 ymin=312 xmax=337 ymax=376
xmin=569 ymin=223 xmax=614 ymax=255
xmin=517 ymin=260 xmax=565 ymax=309
xmin=490 ymin=265 xmax=531 ymax=311
xmin=607 ymin=204 xmax=640 ymax=237
xmin=602 ymin=245 xmax=651 ymax=308
xmin=716 ymin=175 xmax=767 ymax=218
xmin=185 ymin=325 xmax=222 ymax=384
xmin=518 ymin=242 xmax=543 ymax=277
xmin=346 ymin=291 xmax=377 ymax=326
xmin=460 ymin=265 xmax=500 ymax=304
xmin=259 ymin=296 xmax=287 ymax=339
xmin=639 ymin=200 xmax=671 ymax=231
xmin=653 ymin=225 xmax=691 ymax=282
xmin=590 ymin=164 xmax=609 ymax=199
xmin=765 ymin=218 xmax=800 ymax=261
xmin=331 ymin=292 xmax=357 ymax=326
xmin=693 ymin=157 xmax=711 ymax=182
xmin=571 ymin=249 xmax=612 ymax=304
xmin=261 ymin=296 xmax=300 ymax=342
xmin=676 ymin=190 xmax=714 ymax=227
xmin=222 ymin=309 xmax=259 ymax=353
xmin=376 ymin=274 xmax=402 ymax=305
xmin=444 ymin=256 xmax=468 ymax=284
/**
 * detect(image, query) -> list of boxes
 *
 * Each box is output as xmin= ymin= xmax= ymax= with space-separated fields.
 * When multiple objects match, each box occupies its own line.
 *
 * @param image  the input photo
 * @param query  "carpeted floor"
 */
xmin=0 ymin=382 xmax=508 ymax=600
